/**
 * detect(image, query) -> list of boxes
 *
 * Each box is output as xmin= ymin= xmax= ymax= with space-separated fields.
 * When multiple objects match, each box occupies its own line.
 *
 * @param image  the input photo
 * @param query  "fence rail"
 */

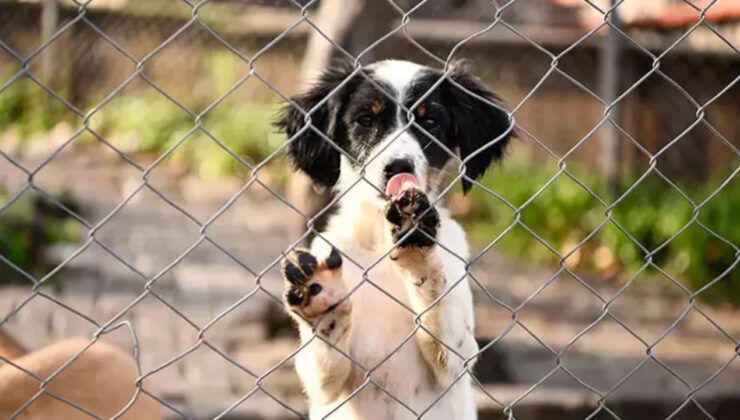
xmin=1 ymin=0 xmax=739 ymax=419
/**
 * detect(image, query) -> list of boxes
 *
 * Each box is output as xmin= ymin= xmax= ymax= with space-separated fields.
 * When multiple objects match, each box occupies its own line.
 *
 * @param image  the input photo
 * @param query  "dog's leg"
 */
xmin=281 ymin=247 xmax=352 ymax=404
xmin=385 ymin=188 xmax=478 ymax=388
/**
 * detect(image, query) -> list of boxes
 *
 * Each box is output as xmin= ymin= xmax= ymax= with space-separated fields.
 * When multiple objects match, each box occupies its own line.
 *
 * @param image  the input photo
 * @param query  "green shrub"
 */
xmin=0 ymin=188 xmax=81 ymax=288
xmin=1 ymin=52 xmax=282 ymax=180
xmin=461 ymin=158 xmax=740 ymax=304
xmin=88 ymin=91 xmax=280 ymax=179
xmin=0 ymin=69 xmax=73 ymax=140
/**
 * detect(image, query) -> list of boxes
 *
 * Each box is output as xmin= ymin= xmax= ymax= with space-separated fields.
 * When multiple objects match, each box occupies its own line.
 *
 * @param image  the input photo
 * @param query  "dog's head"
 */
xmin=275 ymin=60 xmax=512 ymax=205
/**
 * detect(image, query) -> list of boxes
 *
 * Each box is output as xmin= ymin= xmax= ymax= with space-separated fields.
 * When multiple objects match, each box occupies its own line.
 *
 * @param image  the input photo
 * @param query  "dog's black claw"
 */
xmin=325 ymin=247 xmax=343 ymax=269
xmin=283 ymin=261 xmax=306 ymax=285
xmin=286 ymin=287 xmax=306 ymax=306
xmin=385 ymin=202 xmax=404 ymax=225
xmin=282 ymin=248 xmax=320 ymax=284
xmin=296 ymin=250 xmax=318 ymax=277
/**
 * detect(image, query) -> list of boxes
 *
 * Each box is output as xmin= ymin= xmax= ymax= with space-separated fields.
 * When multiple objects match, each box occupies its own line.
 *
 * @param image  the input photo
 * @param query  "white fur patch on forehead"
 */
xmin=366 ymin=60 xmax=426 ymax=100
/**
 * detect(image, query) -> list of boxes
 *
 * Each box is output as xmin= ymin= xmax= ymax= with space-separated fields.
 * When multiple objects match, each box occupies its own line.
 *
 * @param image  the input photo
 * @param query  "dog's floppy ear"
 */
xmin=445 ymin=64 xmax=513 ymax=193
xmin=275 ymin=62 xmax=355 ymax=187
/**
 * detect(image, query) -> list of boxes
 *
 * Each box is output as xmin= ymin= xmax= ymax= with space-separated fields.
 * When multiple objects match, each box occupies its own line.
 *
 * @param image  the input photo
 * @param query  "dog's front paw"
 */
xmin=385 ymin=187 xmax=440 ymax=250
xmin=281 ymin=247 xmax=347 ymax=323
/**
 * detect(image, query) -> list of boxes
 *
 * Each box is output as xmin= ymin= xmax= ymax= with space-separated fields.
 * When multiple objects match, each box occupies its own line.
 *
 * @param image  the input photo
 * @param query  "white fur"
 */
xmin=367 ymin=60 xmax=425 ymax=101
xmin=344 ymin=60 xmax=431 ymax=206
xmin=343 ymin=129 xmax=429 ymax=208
xmin=291 ymin=61 xmax=479 ymax=419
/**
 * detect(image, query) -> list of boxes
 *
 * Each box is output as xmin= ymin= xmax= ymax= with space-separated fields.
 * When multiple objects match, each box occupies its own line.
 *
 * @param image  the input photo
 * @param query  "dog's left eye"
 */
xmin=355 ymin=115 xmax=374 ymax=127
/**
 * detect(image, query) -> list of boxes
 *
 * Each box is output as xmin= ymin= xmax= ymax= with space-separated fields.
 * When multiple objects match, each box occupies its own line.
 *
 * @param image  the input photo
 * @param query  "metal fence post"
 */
xmin=40 ymin=0 xmax=58 ymax=111
xmin=599 ymin=0 xmax=622 ymax=198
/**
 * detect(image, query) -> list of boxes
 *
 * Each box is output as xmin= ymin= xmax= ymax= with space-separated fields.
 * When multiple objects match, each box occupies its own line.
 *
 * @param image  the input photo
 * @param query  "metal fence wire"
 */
xmin=1 ymin=0 xmax=740 ymax=419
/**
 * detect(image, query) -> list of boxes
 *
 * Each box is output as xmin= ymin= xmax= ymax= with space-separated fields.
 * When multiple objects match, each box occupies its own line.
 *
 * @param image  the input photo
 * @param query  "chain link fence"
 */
xmin=1 ymin=0 xmax=739 ymax=419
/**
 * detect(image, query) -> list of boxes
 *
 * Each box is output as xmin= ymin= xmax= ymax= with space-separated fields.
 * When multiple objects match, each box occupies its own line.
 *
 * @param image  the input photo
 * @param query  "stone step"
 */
xmin=162 ymin=385 xmax=740 ymax=419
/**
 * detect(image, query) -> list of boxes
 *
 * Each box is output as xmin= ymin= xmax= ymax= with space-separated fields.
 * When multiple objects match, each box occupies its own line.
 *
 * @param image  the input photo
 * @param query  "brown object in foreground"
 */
xmin=0 ymin=338 xmax=162 ymax=420
xmin=0 ymin=329 xmax=28 ymax=360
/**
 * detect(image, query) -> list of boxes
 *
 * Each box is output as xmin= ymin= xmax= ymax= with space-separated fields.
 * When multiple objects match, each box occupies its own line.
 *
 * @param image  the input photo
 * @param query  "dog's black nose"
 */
xmin=384 ymin=159 xmax=415 ymax=180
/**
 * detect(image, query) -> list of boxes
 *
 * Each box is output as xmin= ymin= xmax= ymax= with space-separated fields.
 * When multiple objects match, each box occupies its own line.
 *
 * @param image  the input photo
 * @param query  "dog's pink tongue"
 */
xmin=386 ymin=173 xmax=418 ymax=197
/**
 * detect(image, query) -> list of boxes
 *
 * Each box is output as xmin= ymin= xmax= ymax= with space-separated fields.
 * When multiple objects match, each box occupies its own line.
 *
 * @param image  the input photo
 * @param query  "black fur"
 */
xmin=275 ymin=62 xmax=357 ymax=187
xmin=275 ymin=61 xmax=512 ymax=193
xmin=447 ymin=65 xmax=513 ymax=193
xmin=405 ymin=64 xmax=513 ymax=193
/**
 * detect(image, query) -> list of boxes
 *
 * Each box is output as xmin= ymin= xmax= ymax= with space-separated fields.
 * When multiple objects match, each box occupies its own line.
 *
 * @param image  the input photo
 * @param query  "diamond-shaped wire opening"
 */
xmin=0 ymin=4 xmax=81 ymax=59
xmin=649 ymin=306 xmax=737 ymax=390
xmin=389 ymin=0 xmax=508 ymax=64
xmin=666 ymin=222 xmax=740 ymax=304
xmin=605 ymin=268 xmax=691 ymax=343
xmin=684 ymin=352 xmax=740 ymax=418
xmin=616 ymin=73 xmax=701 ymax=151
xmin=83 ymin=1 xmax=195 ymax=61
xmin=553 ymin=29 xmax=655 ymax=98
xmin=661 ymin=54 xmax=740 ymax=107
xmin=702 ymin=100 xmax=740 ymax=155
xmin=142 ymin=130 xmax=267 ymax=209
xmin=477 ymin=321 xmax=559 ymax=389
xmin=559 ymin=314 xmax=652 ymax=393
xmin=469 ymin=224 xmax=564 ymax=308
xmin=193 ymin=0 xmax=313 ymax=63
xmin=28 ymin=131 xmax=142 ymax=212
xmin=514 ymin=269 xmax=606 ymax=347
xmin=164 ymin=342 xmax=295 ymax=417
xmin=86 ymin=77 xmax=194 ymax=160
xmin=1 ymin=291 xmax=99 ymax=350
xmin=121 ymin=294 xmax=203 ymax=392
xmin=610 ymin=170 xmax=694 ymax=250
xmin=507 ymin=359 xmax=602 ymax=413
xmin=140 ymin=23 xmax=256 ymax=114
xmin=197 ymin=83 xmax=287 ymax=174
xmin=0 ymin=75 xmax=83 ymax=154
xmin=605 ymin=356 xmax=695 ymax=418
xmin=514 ymin=73 xmax=608 ymax=159
xmin=147 ymin=240 xmax=263 ymax=327
xmin=0 ymin=186 xmax=87 ymax=285
xmin=91 ymin=185 xmax=203 ymax=279
xmin=519 ymin=173 xmax=606 ymax=254
xmin=26 ymin=19 xmax=138 ymax=112
xmin=199 ymin=297 xmax=297 ymax=377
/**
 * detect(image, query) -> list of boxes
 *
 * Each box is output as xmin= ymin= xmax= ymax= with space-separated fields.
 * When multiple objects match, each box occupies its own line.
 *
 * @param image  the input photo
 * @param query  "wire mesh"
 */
xmin=0 ymin=0 xmax=739 ymax=419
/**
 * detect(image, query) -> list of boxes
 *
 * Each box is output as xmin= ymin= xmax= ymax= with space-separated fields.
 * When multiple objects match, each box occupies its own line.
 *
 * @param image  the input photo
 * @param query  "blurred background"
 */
xmin=1 ymin=0 xmax=739 ymax=418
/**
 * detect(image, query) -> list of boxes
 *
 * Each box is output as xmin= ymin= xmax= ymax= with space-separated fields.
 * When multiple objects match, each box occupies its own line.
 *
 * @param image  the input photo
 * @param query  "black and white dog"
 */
xmin=275 ymin=60 xmax=512 ymax=419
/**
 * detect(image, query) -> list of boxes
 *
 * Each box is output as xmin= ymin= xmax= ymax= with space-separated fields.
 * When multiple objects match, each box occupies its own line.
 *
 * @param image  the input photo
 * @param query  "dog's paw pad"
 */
xmin=385 ymin=187 xmax=440 ymax=248
xmin=282 ymin=248 xmax=346 ymax=321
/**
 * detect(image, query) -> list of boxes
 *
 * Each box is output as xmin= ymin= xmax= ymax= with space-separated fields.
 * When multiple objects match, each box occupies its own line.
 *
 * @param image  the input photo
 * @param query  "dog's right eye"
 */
xmin=355 ymin=115 xmax=374 ymax=127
